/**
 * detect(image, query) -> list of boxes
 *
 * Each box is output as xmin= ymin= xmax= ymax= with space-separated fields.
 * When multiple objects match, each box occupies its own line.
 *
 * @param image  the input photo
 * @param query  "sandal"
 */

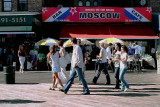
xmin=49 ymin=87 xmax=55 ymax=90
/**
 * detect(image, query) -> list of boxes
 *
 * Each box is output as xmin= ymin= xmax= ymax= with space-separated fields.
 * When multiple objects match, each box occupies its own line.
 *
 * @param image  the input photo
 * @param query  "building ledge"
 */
xmin=0 ymin=12 xmax=41 ymax=16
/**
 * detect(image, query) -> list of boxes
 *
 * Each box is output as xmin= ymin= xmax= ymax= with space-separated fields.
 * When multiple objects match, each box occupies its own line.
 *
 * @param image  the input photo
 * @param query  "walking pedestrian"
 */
xmin=18 ymin=45 xmax=27 ymax=73
xmin=55 ymin=40 xmax=69 ymax=87
xmin=60 ymin=38 xmax=90 ymax=95
xmin=93 ymin=42 xmax=111 ymax=85
xmin=47 ymin=44 xmax=64 ymax=90
xmin=112 ymin=43 xmax=121 ymax=89
xmin=119 ymin=45 xmax=129 ymax=92
xmin=77 ymin=39 xmax=88 ymax=82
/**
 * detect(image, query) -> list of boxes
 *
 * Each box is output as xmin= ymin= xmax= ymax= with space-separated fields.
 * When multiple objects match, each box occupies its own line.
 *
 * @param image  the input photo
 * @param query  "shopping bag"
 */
xmin=58 ymin=70 xmax=68 ymax=84
xmin=59 ymin=56 xmax=67 ymax=68
xmin=65 ymin=52 xmax=71 ymax=64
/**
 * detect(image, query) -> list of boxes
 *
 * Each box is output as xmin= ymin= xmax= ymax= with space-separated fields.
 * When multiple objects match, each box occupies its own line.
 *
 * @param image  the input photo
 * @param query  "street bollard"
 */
xmin=3 ymin=66 xmax=15 ymax=84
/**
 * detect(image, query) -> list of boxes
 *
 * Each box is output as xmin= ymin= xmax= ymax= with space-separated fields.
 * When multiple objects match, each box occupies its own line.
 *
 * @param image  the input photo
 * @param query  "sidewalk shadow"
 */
xmin=68 ymin=93 xmax=157 ymax=97
xmin=131 ymin=88 xmax=160 ymax=93
xmin=0 ymin=99 xmax=45 ymax=104
xmin=129 ymin=84 xmax=160 ymax=86
xmin=15 ymin=83 xmax=39 ymax=85
xmin=91 ymin=93 xmax=157 ymax=97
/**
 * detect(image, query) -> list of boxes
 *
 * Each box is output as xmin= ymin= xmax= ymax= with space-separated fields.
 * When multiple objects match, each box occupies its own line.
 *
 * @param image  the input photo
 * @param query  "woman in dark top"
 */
xmin=18 ymin=45 xmax=27 ymax=73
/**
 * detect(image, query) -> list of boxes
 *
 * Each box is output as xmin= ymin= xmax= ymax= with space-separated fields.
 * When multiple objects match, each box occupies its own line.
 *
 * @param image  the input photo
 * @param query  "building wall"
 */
xmin=0 ymin=0 xmax=42 ymax=12
xmin=74 ymin=0 xmax=102 ymax=7
xmin=149 ymin=0 xmax=160 ymax=12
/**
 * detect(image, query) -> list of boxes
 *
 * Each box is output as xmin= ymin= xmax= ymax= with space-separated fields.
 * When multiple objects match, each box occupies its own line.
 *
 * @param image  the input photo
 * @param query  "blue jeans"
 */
xmin=63 ymin=66 xmax=90 ymax=93
xmin=134 ymin=54 xmax=141 ymax=70
xmin=114 ymin=67 xmax=120 ymax=88
xmin=119 ymin=68 xmax=129 ymax=90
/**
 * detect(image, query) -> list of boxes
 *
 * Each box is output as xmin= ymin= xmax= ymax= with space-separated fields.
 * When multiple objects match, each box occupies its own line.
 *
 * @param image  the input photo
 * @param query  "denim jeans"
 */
xmin=114 ymin=67 xmax=120 ymax=88
xmin=93 ymin=62 xmax=110 ymax=84
xmin=119 ymin=68 xmax=129 ymax=90
xmin=134 ymin=54 xmax=141 ymax=70
xmin=63 ymin=66 xmax=90 ymax=93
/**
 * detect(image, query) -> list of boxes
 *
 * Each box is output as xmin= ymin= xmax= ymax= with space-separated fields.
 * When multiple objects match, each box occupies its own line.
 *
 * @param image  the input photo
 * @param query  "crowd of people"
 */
xmin=0 ymin=37 xmax=144 ymax=94
xmin=46 ymin=38 xmax=142 ymax=94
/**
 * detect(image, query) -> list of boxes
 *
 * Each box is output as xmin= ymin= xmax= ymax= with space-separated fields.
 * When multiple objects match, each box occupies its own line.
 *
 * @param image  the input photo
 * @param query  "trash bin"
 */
xmin=3 ymin=66 xmax=15 ymax=84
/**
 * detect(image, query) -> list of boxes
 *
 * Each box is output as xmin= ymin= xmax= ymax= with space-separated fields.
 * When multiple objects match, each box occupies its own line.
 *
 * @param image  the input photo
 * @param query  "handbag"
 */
xmin=59 ymin=56 xmax=67 ymax=68
xmin=96 ymin=59 xmax=102 ymax=64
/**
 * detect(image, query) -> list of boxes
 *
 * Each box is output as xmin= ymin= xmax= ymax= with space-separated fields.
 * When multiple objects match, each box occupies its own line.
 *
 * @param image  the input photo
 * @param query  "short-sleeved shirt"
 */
xmin=120 ymin=53 xmax=128 ymax=69
xmin=114 ymin=51 xmax=121 ymax=67
xmin=134 ymin=45 xmax=142 ymax=54
xmin=100 ymin=48 xmax=107 ymax=63
xmin=106 ymin=47 xmax=111 ymax=59
xmin=128 ymin=46 xmax=135 ymax=55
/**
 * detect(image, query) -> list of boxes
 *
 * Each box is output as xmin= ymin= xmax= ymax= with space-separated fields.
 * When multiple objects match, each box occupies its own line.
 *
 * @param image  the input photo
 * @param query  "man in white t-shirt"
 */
xmin=106 ymin=43 xmax=114 ymax=72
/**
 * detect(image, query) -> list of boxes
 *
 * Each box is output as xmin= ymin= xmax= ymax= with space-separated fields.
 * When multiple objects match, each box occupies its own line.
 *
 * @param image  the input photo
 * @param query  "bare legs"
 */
xmin=51 ymin=72 xmax=64 ymax=90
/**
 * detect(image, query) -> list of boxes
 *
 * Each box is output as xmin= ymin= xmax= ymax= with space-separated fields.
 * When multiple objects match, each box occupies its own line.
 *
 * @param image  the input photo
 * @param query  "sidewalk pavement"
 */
xmin=0 ymin=69 xmax=160 ymax=107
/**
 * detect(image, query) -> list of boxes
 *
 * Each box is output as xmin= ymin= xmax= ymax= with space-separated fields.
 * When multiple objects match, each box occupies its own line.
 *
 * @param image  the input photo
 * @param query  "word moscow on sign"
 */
xmin=42 ymin=7 xmax=152 ymax=22
xmin=79 ymin=12 xmax=120 ymax=19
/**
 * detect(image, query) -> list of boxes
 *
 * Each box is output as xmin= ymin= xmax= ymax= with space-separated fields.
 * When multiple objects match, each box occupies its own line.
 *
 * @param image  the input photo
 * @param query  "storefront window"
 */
xmin=140 ymin=0 xmax=146 ymax=6
xmin=18 ymin=0 xmax=28 ymax=11
xmin=93 ymin=1 xmax=98 ymax=6
xmin=57 ymin=4 xmax=63 ymax=7
xmin=3 ymin=0 xmax=12 ymax=12
xmin=78 ymin=0 xmax=83 ymax=6
xmin=133 ymin=0 xmax=148 ymax=7
xmin=86 ymin=1 xmax=90 ymax=6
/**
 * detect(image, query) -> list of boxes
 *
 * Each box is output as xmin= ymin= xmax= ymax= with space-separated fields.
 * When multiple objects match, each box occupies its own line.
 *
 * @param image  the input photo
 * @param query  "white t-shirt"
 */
xmin=106 ymin=47 xmax=111 ymax=59
xmin=120 ymin=53 xmax=128 ymax=68
xmin=114 ymin=51 xmax=121 ymax=67
xmin=99 ymin=48 xmax=107 ymax=63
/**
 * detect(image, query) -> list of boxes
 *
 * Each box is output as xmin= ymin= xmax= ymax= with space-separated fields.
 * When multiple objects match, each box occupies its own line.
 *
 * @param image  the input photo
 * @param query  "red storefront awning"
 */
xmin=60 ymin=24 xmax=159 ymax=39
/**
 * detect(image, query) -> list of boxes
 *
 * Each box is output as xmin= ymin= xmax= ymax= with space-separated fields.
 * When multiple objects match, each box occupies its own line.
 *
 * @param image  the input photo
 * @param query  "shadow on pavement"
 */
xmin=92 ymin=93 xmax=157 ymax=97
xmin=68 ymin=93 xmax=157 ymax=97
xmin=0 ymin=99 xmax=45 ymax=104
xmin=14 ymin=83 xmax=39 ymax=85
xmin=129 ymin=84 xmax=160 ymax=86
xmin=131 ymin=88 xmax=160 ymax=93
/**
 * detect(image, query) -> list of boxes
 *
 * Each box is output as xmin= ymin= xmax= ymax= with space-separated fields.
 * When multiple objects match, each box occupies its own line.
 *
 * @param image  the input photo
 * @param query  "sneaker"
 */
xmin=82 ymin=92 xmax=90 ymax=95
xmin=124 ymin=88 xmax=128 ymax=92
xmin=49 ymin=87 xmax=55 ymax=90
xmin=118 ymin=89 xmax=124 ymax=92
xmin=115 ymin=86 xmax=120 ymax=89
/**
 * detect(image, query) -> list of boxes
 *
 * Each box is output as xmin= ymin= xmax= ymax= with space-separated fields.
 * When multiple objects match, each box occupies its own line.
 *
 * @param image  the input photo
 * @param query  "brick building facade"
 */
xmin=0 ymin=0 xmax=159 ymax=12
xmin=0 ymin=0 xmax=42 ymax=12
xmin=149 ymin=0 xmax=160 ymax=12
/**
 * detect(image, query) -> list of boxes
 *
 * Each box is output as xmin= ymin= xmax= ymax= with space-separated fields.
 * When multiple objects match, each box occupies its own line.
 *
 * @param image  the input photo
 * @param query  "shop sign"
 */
xmin=42 ymin=7 xmax=152 ymax=22
xmin=0 ymin=15 xmax=33 ymax=25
